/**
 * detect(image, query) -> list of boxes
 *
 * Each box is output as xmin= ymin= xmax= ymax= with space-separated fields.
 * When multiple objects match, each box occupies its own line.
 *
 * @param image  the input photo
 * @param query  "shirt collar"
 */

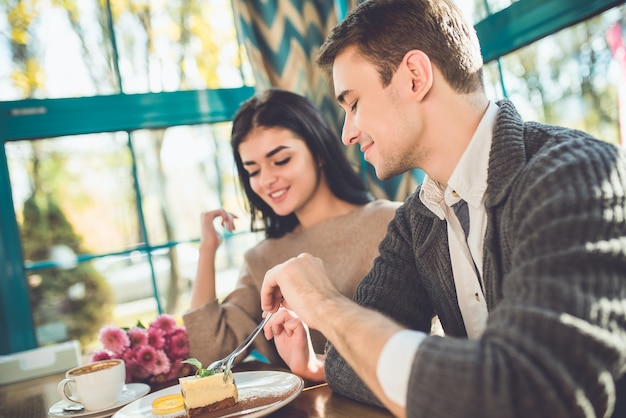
xmin=420 ymin=101 xmax=499 ymax=214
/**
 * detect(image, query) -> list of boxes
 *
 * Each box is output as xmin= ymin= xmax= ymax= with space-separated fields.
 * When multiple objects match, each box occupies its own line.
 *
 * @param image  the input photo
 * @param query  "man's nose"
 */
xmin=341 ymin=113 xmax=360 ymax=146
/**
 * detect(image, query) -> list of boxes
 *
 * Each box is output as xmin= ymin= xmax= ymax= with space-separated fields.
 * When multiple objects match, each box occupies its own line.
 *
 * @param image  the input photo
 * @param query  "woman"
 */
xmin=183 ymin=88 xmax=399 ymax=374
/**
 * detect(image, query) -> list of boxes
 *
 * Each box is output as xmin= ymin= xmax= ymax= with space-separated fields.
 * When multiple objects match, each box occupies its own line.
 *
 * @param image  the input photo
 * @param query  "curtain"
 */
xmin=231 ymin=0 xmax=423 ymax=201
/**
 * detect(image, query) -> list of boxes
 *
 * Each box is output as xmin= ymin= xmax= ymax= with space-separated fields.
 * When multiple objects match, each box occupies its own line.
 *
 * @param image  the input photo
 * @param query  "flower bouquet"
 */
xmin=91 ymin=314 xmax=194 ymax=391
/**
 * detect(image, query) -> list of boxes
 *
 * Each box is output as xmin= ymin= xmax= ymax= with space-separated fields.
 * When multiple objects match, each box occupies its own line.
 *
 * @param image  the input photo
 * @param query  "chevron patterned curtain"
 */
xmin=231 ymin=0 xmax=423 ymax=201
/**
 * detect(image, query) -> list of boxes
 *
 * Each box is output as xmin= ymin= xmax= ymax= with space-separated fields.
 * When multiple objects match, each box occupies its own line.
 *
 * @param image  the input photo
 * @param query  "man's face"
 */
xmin=332 ymin=46 xmax=421 ymax=180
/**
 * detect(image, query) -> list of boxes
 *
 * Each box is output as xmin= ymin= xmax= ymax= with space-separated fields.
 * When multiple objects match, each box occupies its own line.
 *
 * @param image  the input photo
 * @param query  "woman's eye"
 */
xmin=350 ymin=100 xmax=358 ymax=112
xmin=248 ymin=169 xmax=259 ymax=177
xmin=275 ymin=157 xmax=291 ymax=166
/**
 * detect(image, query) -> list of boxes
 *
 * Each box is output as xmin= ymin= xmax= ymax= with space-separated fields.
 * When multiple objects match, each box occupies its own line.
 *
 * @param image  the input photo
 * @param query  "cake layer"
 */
xmin=179 ymin=372 xmax=239 ymax=415
xmin=187 ymin=396 xmax=236 ymax=417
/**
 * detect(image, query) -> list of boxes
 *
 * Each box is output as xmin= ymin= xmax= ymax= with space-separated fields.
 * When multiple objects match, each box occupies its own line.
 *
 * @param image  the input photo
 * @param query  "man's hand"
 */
xmin=261 ymin=254 xmax=406 ymax=417
xmin=261 ymin=253 xmax=342 ymax=329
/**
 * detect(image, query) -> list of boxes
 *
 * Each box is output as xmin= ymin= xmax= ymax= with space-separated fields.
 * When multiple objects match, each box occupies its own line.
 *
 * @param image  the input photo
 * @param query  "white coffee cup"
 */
xmin=57 ymin=359 xmax=126 ymax=411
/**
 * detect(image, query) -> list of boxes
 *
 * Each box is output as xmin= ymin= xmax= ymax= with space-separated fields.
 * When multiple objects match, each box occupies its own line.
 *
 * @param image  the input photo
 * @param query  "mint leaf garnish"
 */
xmin=199 ymin=368 xmax=215 ymax=378
xmin=182 ymin=358 xmax=216 ymax=378
xmin=182 ymin=358 xmax=203 ymax=370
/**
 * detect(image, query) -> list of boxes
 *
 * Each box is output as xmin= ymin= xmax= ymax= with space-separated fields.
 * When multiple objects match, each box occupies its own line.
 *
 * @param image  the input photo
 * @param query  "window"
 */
xmin=1 ymin=0 xmax=624 ymax=355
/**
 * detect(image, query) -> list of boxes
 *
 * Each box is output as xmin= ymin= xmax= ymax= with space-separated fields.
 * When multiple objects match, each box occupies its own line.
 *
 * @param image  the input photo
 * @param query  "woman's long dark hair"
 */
xmin=231 ymin=88 xmax=373 ymax=238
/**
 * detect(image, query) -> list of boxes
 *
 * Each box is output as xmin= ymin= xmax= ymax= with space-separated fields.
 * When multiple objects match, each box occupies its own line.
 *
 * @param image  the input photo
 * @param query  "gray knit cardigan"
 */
xmin=324 ymin=99 xmax=626 ymax=418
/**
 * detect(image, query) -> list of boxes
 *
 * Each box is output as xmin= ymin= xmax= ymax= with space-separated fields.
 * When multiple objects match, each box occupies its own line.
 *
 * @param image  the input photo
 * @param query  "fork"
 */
xmin=207 ymin=312 xmax=274 ymax=380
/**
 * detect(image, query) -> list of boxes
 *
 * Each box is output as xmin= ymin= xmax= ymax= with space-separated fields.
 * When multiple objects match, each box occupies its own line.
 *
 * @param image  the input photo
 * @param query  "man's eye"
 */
xmin=275 ymin=157 xmax=291 ymax=166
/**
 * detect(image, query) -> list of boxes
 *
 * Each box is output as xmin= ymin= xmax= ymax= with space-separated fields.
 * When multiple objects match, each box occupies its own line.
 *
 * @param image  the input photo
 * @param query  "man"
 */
xmin=260 ymin=0 xmax=626 ymax=417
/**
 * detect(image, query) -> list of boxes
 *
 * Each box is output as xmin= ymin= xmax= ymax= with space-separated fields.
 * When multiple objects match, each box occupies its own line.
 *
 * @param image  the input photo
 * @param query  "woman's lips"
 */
xmin=268 ymin=187 xmax=288 ymax=203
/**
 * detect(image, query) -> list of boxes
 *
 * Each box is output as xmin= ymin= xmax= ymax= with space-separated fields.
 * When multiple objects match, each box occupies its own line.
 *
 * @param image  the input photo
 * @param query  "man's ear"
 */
xmin=404 ymin=50 xmax=433 ymax=101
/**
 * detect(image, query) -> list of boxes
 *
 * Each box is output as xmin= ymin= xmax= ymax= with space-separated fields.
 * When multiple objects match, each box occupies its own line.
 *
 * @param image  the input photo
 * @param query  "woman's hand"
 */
xmin=190 ymin=209 xmax=237 ymax=309
xmin=200 ymin=209 xmax=237 ymax=251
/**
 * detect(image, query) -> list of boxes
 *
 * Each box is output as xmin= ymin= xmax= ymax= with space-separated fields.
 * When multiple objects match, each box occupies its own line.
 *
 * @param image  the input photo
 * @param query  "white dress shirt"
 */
xmin=377 ymin=101 xmax=499 ymax=406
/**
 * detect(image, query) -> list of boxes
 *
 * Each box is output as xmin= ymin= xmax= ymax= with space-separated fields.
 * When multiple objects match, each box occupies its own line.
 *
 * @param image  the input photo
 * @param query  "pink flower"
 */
xmin=136 ymin=345 xmax=158 ymax=373
xmin=127 ymin=327 xmax=148 ymax=349
xmin=166 ymin=358 xmax=193 ymax=381
xmin=92 ymin=314 xmax=191 ymax=386
xmin=152 ymin=373 xmax=168 ymax=386
xmin=126 ymin=358 xmax=150 ymax=381
xmin=121 ymin=348 xmax=137 ymax=364
xmin=167 ymin=327 xmax=189 ymax=359
xmin=153 ymin=350 xmax=171 ymax=376
xmin=166 ymin=358 xmax=183 ymax=380
xmin=147 ymin=327 xmax=165 ymax=349
xmin=90 ymin=350 xmax=112 ymax=362
xmin=99 ymin=325 xmax=130 ymax=355
xmin=178 ymin=361 xmax=194 ymax=377
xmin=151 ymin=314 xmax=177 ymax=335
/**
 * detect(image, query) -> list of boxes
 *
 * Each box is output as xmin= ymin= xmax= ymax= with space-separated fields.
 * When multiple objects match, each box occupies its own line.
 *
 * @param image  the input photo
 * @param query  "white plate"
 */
xmin=48 ymin=383 xmax=151 ymax=418
xmin=112 ymin=370 xmax=304 ymax=418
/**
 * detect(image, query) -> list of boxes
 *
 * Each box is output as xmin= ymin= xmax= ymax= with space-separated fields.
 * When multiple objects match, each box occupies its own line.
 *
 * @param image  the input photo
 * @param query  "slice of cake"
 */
xmin=178 ymin=371 xmax=238 ymax=417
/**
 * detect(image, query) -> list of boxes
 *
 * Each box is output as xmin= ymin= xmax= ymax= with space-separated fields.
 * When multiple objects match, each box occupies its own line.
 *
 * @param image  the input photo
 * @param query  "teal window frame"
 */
xmin=1 ymin=0 xmax=622 ymax=354
xmin=0 ymin=87 xmax=255 ymax=354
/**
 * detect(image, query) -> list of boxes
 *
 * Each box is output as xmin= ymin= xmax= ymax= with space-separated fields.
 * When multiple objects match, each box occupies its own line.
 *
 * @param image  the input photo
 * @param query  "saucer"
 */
xmin=48 ymin=383 xmax=150 ymax=417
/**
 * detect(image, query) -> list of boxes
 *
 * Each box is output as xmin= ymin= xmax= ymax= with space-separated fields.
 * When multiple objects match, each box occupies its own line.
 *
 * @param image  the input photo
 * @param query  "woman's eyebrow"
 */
xmin=266 ymin=145 xmax=289 ymax=158
xmin=242 ymin=145 xmax=290 ymax=166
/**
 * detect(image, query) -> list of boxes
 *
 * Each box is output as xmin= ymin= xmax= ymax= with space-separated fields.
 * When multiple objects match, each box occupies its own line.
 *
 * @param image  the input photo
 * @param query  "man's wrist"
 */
xmin=314 ymin=295 xmax=352 ymax=338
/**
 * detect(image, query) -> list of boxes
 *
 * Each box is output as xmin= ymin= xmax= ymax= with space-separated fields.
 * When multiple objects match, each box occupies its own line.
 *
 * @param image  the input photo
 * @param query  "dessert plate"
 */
xmin=49 ymin=383 xmax=151 ymax=417
xmin=112 ymin=370 xmax=305 ymax=418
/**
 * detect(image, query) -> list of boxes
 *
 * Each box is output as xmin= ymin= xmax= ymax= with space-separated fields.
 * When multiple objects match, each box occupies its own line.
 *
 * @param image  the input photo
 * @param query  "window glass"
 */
xmin=0 ymin=0 xmax=251 ymax=101
xmin=453 ymin=0 xmax=518 ymax=24
xmin=5 ymin=124 xmax=259 ymax=347
xmin=484 ymin=0 xmax=517 ymax=16
xmin=109 ymin=0 xmax=252 ymax=93
xmin=7 ymin=133 xmax=137 ymax=256
xmin=132 ymin=123 xmax=239 ymax=244
xmin=23 ymin=264 xmax=113 ymax=346
xmin=484 ymin=5 xmax=625 ymax=145
xmin=453 ymin=0 xmax=484 ymax=23
xmin=0 ymin=1 xmax=118 ymax=100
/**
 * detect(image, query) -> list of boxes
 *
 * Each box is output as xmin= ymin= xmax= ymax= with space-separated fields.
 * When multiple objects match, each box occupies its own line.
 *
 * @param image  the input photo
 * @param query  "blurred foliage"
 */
xmin=20 ymin=193 xmax=113 ymax=347
xmin=482 ymin=5 xmax=625 ymax=144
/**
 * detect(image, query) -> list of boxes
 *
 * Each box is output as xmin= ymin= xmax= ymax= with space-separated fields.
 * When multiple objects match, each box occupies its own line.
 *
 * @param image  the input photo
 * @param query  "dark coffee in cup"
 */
xmin=67 ymin=359 xmax=120 ymax=376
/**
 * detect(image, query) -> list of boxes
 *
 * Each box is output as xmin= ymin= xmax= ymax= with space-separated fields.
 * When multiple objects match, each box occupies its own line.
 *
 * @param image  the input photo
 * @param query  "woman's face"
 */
xmin=238 ymin=126 xmax=324 ymax=217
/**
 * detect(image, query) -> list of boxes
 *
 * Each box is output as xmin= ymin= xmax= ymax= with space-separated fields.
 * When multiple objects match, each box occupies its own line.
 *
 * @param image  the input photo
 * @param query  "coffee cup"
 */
xmin=57 ymin=359 xmax=125 ymax=411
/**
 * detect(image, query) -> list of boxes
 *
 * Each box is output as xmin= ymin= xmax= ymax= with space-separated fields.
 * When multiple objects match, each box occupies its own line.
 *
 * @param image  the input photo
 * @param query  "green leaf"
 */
xmin=198 ymin=368 xmax=216 ymax=378
xmin=182 ymin=358 xmax=203 ymax=370
xmin=182 ymin=358 xmax=217 ymax=378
